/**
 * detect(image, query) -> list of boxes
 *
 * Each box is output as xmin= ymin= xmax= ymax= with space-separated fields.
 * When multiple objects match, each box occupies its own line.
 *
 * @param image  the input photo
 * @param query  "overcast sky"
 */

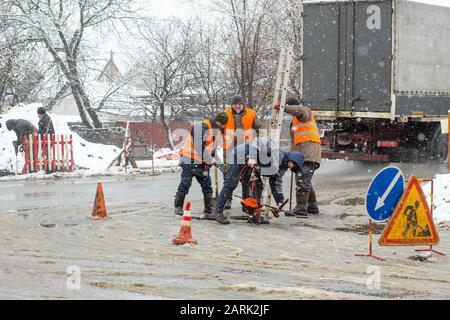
xmin=97 ymin=0 xmax=450 ymax=74
xmin=146 ymin=0 xmax=450 ymax=18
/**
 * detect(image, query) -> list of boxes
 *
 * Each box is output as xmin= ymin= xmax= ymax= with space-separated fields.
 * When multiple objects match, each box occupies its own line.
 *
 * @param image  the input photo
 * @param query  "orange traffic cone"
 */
xmin=91 ymin=182 xmax=111 ymax=220
xmin=172 ymin=202 xmax=197 ymax=245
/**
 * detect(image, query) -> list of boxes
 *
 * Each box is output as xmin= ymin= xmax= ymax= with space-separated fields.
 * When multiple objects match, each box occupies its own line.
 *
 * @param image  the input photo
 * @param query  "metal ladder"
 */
xmin=261 ymin=45 xmax=294 ymax=213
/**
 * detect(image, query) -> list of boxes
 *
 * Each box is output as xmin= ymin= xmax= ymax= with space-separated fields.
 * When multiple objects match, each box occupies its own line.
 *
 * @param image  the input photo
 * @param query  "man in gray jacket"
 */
xmin=5 ymin=119 xmax=38 ymax=150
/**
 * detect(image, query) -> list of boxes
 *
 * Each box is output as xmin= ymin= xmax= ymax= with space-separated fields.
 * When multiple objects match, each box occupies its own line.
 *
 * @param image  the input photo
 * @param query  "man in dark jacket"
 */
xmin=37 ymin=107 xmax=55 ymax=135
xmin=5 ymin=119 xmax=38 ymax=151
xmin=212 ymin=138 xmax=304 ymax=224
xmin=174 ymin=112 xmax=229 ymax=218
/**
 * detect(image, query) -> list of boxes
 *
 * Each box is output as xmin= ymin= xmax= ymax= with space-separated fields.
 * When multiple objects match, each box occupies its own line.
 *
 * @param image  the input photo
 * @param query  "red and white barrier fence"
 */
xmin=22 ymin=134 xmax=75 ymax=174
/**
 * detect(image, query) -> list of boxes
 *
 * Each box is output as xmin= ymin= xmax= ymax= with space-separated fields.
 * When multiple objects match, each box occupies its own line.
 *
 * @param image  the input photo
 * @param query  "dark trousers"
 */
xmin=176 ymin=162 xmax=213 ymax=196
xmin=295 ymin=161 xmax=318 ymax=193
xmin=216 ymin=164 xmax=264 ymax=214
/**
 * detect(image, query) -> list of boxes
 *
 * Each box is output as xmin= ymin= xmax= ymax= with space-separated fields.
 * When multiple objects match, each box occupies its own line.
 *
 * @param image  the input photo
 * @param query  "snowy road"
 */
xmin=0 ymin=161 xmax=449 ymax=299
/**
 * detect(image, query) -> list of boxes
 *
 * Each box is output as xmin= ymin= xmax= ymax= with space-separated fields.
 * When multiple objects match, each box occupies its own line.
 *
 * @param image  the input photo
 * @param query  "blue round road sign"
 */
xmin=366 ymin=166 xmax=405 ymax=221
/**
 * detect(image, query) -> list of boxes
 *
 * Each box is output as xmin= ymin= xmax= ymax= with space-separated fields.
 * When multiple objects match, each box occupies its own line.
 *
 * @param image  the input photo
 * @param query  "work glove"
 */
xmin=221 ymin=163 xmax=228 ymax=174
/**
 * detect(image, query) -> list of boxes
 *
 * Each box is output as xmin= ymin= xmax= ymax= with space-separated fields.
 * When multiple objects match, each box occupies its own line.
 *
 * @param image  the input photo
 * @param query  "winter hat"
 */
xmin=286 ymin=97 xmax=301 ymax=105
xmin=6 ymin=119 xmax=17 ymax=130
xmin=37 ymin=107 xmax=47 ymax=115
xmin=215 ymin=112 xmax=229 ymax=125
xmin=231 ymin=94 xmax=245 ymax=105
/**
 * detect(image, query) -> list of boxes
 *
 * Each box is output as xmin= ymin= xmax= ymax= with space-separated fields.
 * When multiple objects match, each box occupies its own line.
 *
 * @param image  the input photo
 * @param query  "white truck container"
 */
xmin=300 ymin=0 xmax=450 ymax=162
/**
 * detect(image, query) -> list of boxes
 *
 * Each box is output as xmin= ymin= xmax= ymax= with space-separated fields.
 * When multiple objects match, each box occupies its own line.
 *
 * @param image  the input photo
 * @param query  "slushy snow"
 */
xmin=423 ymin=174 xmax=450 ymax=223
xmin=0 ymin=103 xmax=180 ymax=175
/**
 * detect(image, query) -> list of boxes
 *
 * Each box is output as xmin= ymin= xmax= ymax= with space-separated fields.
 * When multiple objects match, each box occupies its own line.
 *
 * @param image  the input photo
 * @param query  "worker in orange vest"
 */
xmin=222 ymin=94 xmax=261 ymax=210
xmin=274 ymin=97 xmax=321 ymax=217
xmin=174 ymin=112 xmax=229 ymax=218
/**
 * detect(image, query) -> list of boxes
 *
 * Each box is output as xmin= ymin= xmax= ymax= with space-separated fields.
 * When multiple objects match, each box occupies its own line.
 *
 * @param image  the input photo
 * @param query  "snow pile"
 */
xmin=0 ymin=103 xmax=121 ymax=173
xmin=423 ymin=174 xmax=450 ymax=222
xmin=1 ymin=103 xmax=182 ymax=178
xmin=136 ymin=148 xmax=180 ymax=169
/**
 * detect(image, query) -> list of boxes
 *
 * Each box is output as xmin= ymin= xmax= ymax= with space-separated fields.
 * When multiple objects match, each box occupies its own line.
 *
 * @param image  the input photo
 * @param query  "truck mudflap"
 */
xmin=321 ymin=151 xmax=389 ymax=163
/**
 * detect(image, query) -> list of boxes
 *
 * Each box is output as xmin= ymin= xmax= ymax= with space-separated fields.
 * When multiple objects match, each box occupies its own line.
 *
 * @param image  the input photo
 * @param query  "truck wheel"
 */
xmin=434 ymin=133 xmax=448 ymax=163
xmin=424 ymin=125 xmax=446 ymax=162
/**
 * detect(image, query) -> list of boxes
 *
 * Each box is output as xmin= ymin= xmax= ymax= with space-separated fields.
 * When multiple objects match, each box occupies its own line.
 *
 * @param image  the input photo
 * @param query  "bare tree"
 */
xmin=199 ymin=0 xmax=283 ymax=117
xmin=2 ymin=0 xmax=136 ymax=128
xmin=278 ymin=0 xmax=304 ymax=95
xmin=187 ymin=22 xmax=231 ymax=118
xmin=130 ymin=19 xmax=195 ymax=150
xmin=0 ymin=25 xmax=48 ymax=110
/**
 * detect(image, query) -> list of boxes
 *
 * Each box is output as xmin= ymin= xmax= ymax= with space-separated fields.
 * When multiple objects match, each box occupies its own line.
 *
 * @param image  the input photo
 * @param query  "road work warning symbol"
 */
xmin=379 ymin=176 xmax=439 ymax=246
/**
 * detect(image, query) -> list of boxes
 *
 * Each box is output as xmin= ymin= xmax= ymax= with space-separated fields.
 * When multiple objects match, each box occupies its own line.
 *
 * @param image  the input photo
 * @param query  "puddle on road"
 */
xmin=408 ymin=254 xmax=433 ymax=263
xmin=223 ymin=268 xmax=269 ymax=276
xmin=40 ymin=223 xmax=79 ymax=229
xmin=338 ymin=212 xmax=365 ymax=219
xmin=24 ymin=192 xmax=51 ymax=198
xmin=333 ymin=197 xmax=365 ymax=206
xmin=335 ymin=223 xmax=385 ymax=235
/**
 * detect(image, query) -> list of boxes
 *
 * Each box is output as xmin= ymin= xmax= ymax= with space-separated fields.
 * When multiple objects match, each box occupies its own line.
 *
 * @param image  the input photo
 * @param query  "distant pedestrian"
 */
xmin=37 ymin=107 xmax=55 ymax=136
xmin=5 ymin=119 xmax=38 ymax=152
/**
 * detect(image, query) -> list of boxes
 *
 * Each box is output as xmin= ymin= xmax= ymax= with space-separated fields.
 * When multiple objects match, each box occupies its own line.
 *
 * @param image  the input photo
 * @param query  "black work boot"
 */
xmin=202 ymin=193 xmax=215 ymax=220
xmin=285 ymin=192 xmax=309 ymax=217
xmin=307 ymin=190 xmax=319 ymax=215
xmin=224 ymin=198 xmax=232 ymax=210
xmin=212 ymin=211 xmax=230 ymax=225
xmin=174 ymin=193 xmax=185 ymax=216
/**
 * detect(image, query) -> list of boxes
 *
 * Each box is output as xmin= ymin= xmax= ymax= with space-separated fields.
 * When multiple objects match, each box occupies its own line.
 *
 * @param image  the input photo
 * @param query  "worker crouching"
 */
xmin=174 ymin=112 xmax=229 ymax=218
xmin=212 ymin=138 xmax=304 ymax=225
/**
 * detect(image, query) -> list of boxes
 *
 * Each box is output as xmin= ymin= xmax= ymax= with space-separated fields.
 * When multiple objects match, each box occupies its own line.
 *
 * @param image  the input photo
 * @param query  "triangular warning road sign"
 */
xmin=379 ymin=176 xmax=439 ymax=246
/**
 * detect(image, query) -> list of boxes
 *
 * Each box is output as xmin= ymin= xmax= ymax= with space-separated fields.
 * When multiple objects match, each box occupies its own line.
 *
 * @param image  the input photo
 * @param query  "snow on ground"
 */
xmin=0 ymin=103 xmax=121 ymax=173
xmin=136 ymin=148 xmax=181 ymax=169
xmin=424 ymin=174 xmax=450 ymax=223
xmin=0 ymin=104 xmax=180 ymax=178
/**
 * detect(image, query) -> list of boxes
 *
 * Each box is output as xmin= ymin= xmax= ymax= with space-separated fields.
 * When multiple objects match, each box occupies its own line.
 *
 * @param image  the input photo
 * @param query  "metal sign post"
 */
xmin=355 ymin=219 xmax=385 ymax=261
xmin=355 ymin=166 xmax=405 ymax=261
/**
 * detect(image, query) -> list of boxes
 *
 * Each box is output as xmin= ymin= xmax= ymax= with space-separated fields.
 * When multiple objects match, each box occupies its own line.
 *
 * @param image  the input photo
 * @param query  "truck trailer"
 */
xmin=300 ymin=0 xmax=449 ymax=162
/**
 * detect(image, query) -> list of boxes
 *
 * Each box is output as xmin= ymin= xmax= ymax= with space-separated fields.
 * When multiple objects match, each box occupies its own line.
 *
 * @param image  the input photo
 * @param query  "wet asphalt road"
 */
xmin=0 ymin=160 xmax=449 ymax=300
xmin=0 ymin=160 xmax=447 ymax=214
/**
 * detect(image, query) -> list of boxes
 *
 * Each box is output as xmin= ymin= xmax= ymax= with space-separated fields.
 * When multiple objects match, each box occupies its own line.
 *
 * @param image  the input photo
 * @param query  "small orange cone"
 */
xmin=90 ymin=182 xmax=111 ymax=220
xmin=172 ymin=202 xmax=197 ymax=245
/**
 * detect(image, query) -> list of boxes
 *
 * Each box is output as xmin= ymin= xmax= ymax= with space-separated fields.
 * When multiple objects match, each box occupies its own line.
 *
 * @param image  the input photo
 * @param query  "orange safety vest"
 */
xmin=180 ymin=120 xmax=216 ymax=162
xmin=291 ymin=114 xmax=321 ymax=144
xmin=223 ymin=107 xmax=256 ymax=149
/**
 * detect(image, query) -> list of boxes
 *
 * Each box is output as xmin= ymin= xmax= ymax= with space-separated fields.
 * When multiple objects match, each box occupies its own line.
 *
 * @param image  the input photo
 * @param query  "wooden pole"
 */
xmin=151 ymin=136 xmax=155 ymax=176
xmin=289 ymin=171 xmax=294 ymax=210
